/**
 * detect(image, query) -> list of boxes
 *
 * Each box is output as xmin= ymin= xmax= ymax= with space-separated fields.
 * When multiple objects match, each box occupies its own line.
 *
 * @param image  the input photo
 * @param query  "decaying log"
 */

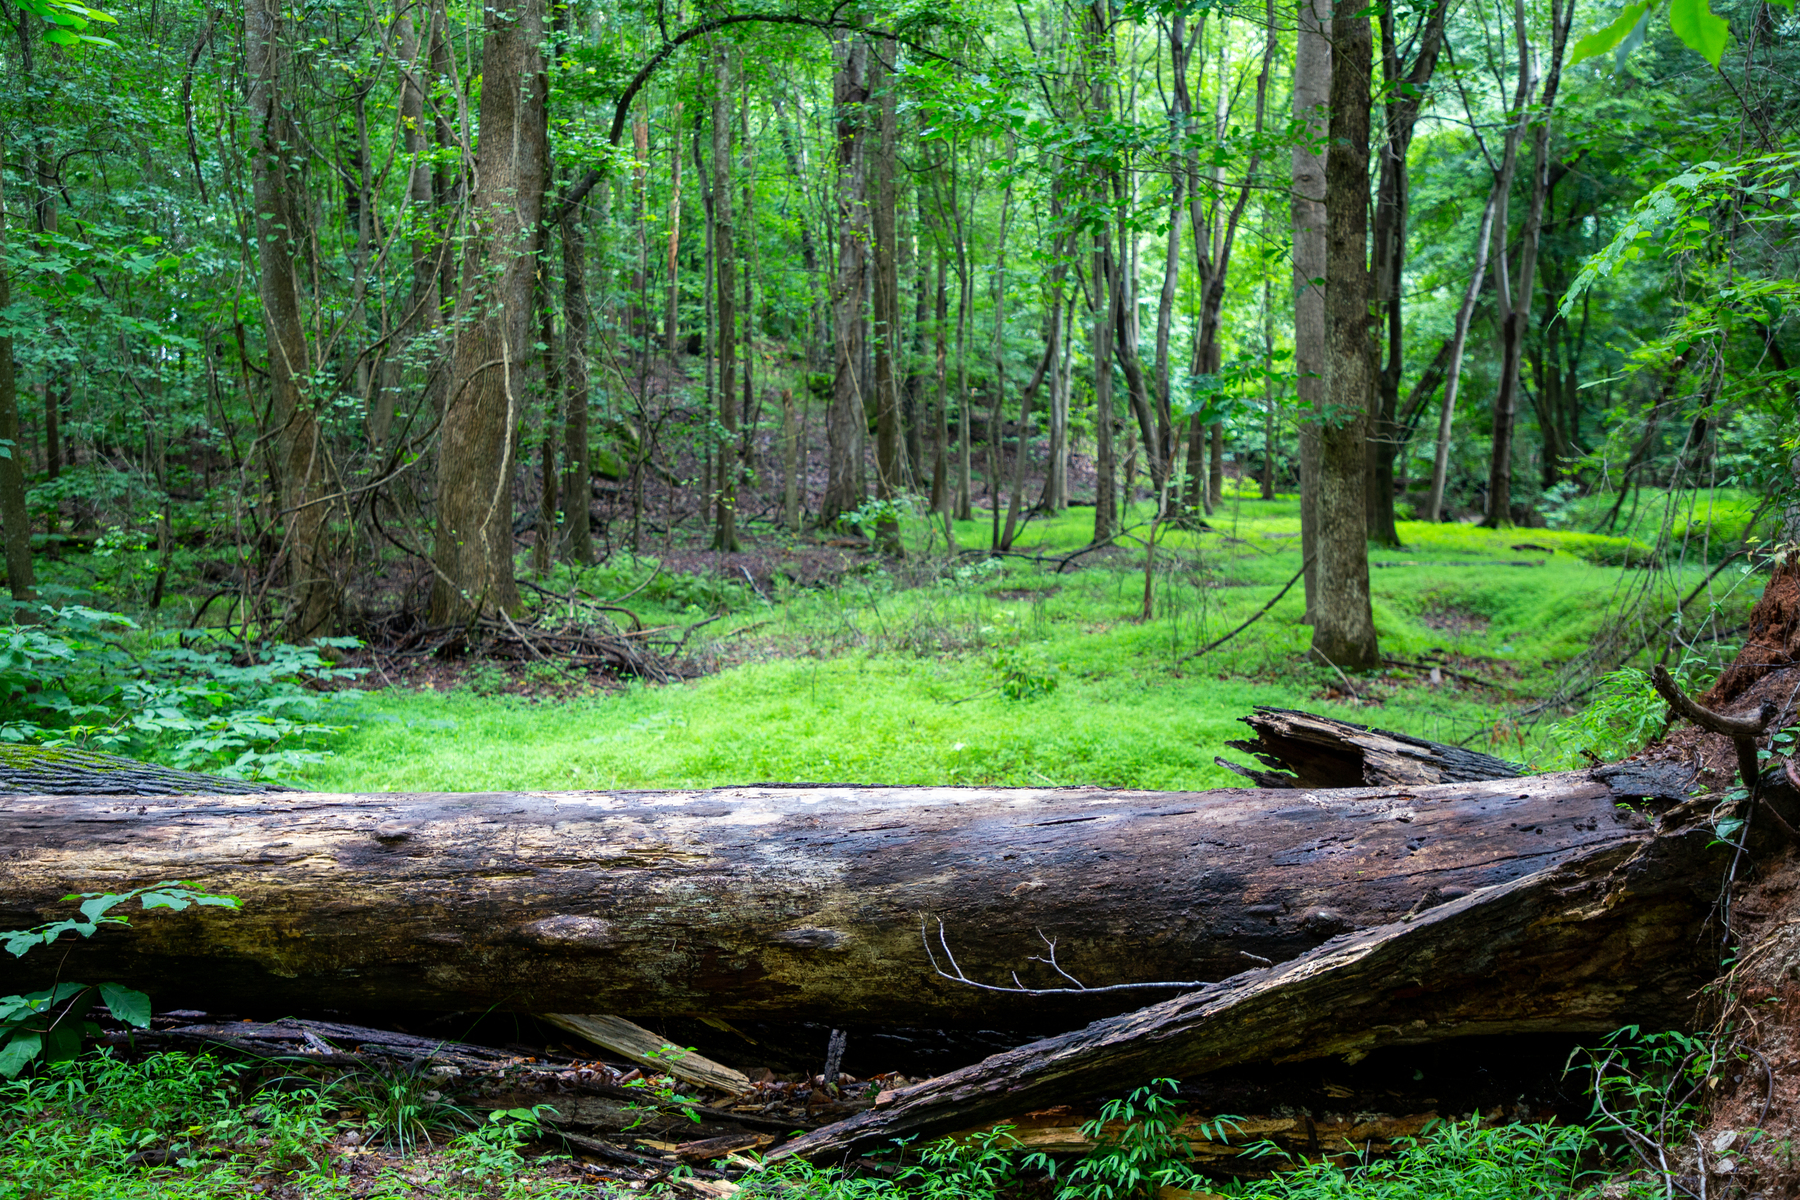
xmin=0 ymin=745 xmax=289 ymax=795
xmin=778 ymin=824 xmax=1721 ymax=1161
xmin=1217 ymin=708 xmax=1520 ymax=789
xmin=0 ymin=769 xmax=1687 ymax=1025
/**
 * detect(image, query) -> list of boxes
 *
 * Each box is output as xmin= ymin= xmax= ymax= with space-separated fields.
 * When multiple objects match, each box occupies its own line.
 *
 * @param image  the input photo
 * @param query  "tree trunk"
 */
xmin=870 ymin=40 xmax=902 ymax=554
xmin=1311 ymin=0 xmax=1379 ymax=671
xmin=665 ymin=105 xmax=684 ymax=357
xmin=561 ymin=210 xmax=594 ymax=564
xmin=822 ymin=36 xmax=870 ymax=528
xmin=1292 ymin=0 xmax=1330 ymax=622
xmin=711 ymin=46 xmax=740 ymax=553
xmin=778 ymin=824 xmax=1722 ymax=1161
xmin=0 ymin=769 xmax=1673 ymax=1026
xmin=1483 ymin=0 xmax=1568 ymax=529
xmin=0 ymin=147 xmax=35 ymax=605
xmin=429 ymin=0 xmax=548 ymax=624
xmin=246 ymin=0 xmax=334 ymax=639
xmin=1367 ymin=0 xmax=1448 ymax=546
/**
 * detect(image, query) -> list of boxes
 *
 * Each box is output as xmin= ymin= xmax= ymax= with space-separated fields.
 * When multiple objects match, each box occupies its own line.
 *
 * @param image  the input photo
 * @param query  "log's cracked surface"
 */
xmin=0 ymin=768 xmax=1686 ymax=1024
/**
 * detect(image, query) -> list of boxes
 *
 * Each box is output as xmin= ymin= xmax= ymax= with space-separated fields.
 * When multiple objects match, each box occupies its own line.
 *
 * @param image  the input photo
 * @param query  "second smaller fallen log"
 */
xmin=543 ymin=1013 xmax=750 ymax=1094
xmin=1217 ymin=708 xmax=1520 ymax=789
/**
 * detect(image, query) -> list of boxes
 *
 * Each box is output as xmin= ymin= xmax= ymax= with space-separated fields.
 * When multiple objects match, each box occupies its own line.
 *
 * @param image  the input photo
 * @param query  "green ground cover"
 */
xmin=297 ymin=488 xmax=1768 ymax=794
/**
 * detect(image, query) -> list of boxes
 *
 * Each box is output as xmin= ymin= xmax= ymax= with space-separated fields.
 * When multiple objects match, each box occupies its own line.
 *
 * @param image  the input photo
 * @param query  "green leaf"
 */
xmin=1570 ymin=2 xmax=1650 ymax=64
xmin=97 ymin=982 xmax=152 ymax=1028
xmin=1670 ymin=0 xmax=1732 ymax=66
xmin=0 ymin=1033 xmax=42 ymax=1079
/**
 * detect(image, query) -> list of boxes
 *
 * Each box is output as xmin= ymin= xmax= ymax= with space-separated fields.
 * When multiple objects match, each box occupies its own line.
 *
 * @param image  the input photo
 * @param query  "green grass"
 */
xmin=295 ymin=488 xmax=1764 ymax=793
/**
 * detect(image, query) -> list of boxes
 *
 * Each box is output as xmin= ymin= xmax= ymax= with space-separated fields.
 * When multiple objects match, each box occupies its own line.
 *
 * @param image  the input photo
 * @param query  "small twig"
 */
xmin=1382 ymin=657 xmax=1525 ymax=695
xmin=1181 ymin=554 xmax=1314 ymax=662
xmin=740 ymin=566 xmax=771 ymax=603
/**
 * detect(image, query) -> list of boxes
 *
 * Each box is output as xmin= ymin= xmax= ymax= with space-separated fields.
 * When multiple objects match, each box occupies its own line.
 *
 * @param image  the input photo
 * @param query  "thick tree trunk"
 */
xmin=561 ymin=210 xmax=594 ymax=564
xmin=779 ymin=824 xmax=1722 ymax=1161
xmin=0 ymin=770 xmax=1679 ymax=1025
xmin=1311 ymin=1 xmax=1379 ymax=670
xmin=428 ymin=0 xmax=548 ymax=624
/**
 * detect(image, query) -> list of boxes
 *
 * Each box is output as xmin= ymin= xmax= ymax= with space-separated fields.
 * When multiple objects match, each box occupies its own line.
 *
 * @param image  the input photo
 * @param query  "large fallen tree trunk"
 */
xmin=778 ymin=820 xmax=1724 ymax=1161
xmin=0 ymin=767 xmax=1686 ymax=1024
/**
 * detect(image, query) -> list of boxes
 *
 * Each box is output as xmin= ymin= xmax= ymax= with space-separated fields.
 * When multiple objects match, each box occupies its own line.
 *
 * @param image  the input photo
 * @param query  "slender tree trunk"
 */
xmin=532 ymin=285 xmax=561 ymax=574
xmin=665 ymin=104 xmax=684 ymax=357
xmin=246 ymin=0 xmax=334 ymax=638
xmin=1088 ymin=0 xmax=1118 ymax=542
xmin=1310 ymin=0 xmax=1379 ymax=671
xmin=561 ymin=210 xmax=594 ymax=564
xmin=823 ymin=36 xmax=870 ymax=527
xmin=712 ymin=46 xmax=740 ymax=552
xmin=429 ymin=0 xmax=548 ymax=624
xmin=1367 ymin=0 xmax=1448 ymax=546
xmin=1293 ymin=0 xmax=1330 ymax=623
xmin=0 ymin=144 xmax=35 ymax=605
xmin=1484 ymin=0 xmax=1569 ymax=529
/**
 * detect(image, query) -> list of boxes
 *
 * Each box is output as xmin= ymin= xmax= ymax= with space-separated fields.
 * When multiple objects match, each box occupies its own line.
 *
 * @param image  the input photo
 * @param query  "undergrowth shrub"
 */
xmin=0 ymin=605 xmax=361 ymax=779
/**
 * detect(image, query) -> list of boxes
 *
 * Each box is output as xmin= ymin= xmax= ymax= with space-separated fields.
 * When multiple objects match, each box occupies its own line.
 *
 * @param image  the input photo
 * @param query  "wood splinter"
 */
xmin=1648 ymin=664 xmax=1795 ymax=841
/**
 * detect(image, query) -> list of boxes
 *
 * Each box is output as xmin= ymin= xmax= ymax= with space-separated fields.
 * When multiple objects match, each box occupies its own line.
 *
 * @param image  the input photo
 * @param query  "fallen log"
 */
xmin=1216 ymin=708 xmax=1520 ymax=789
xmin=776 ymin=823 xmax=1722 ymax=1161
xmin=0 ymin=768 xmax=1687 ymax=1025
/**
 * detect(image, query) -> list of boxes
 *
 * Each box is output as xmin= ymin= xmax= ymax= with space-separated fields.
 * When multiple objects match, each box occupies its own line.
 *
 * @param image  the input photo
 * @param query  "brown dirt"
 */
xmin=1706 ymin=558 xmax=1800 ymax=706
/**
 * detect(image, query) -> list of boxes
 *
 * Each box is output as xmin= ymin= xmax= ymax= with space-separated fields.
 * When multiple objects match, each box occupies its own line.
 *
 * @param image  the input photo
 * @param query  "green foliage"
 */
xmin=1548 ymin=668 xmax=1665 ymax=765
xmin=1227 ymin=1116 xmax=1595 ymax=1199
xmin=0 ymin=605 xmax=361 ymax=780
xmin=1026 ymin=1079 xmax=1224 ymax=1200
xmin=0 ymin=883 xmax=241 ymax=1080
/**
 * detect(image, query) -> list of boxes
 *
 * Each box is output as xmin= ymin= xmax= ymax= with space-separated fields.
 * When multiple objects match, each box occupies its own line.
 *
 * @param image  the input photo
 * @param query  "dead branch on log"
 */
xmin=0 ymin=745 xmax=293 ymax=796
xmin=1649 ymin=665 xmax=1792 ymax=841
xmin=922 ymin=920 xmax=1212 ymax=996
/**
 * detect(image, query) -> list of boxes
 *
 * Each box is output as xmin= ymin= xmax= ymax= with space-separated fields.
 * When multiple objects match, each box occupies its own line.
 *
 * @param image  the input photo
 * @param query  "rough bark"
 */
xmin=0 ymin=772 xmax=1675 ymax=1025
xmin=1311 ymin=2 xmax=1379 ymax=670
xmin=870 ymin=40 xmax=902 ymax=554
xmin=561 ymin=209 xmax=594 ymax=564
xmin=1292 ymin=0 xmax=1330 ymax=622
xmin=428 ymin=0 xmax=548 ymax=623
xmin=778 ymin=824 xmax=1723 ymax=1161
xmin=822 ymin=35 xmax=870 ymax=528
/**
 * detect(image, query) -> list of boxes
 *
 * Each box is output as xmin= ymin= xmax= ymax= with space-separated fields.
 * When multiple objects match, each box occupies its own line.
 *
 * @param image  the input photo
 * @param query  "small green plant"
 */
xmin=0 ymin=882 xmax=241 ymax=1078
xmin=1026 ymin=1078 xmax=1226 ymax=1200
xmin=1571 ymin=1025 xmax=1723 ymax=1194
xmin=330 ymin=1055 xmax=478 ymax=1155
xmin=988 ymin=644 xmax=1059 ymax=700
xmin=1550 ymin=667 xmax=1665 ymax=765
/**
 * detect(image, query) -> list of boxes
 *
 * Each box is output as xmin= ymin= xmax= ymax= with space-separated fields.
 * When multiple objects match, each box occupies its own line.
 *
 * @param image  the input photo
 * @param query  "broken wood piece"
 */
xmin=542 ymin=1013 xmax=750 ymax=1094
xmin=1216 ymin=707 xmax=1520 ymax=789
xmin=960 ymin=1109 xmax=1442 ymax=1170
xmin=774 ymin=824 xmax=1721 ymax=1162
xmin=675 ymin=1133 xmax=775 ymax=1163
xmin=0 ymin=772 xmax=1684 ymax=1024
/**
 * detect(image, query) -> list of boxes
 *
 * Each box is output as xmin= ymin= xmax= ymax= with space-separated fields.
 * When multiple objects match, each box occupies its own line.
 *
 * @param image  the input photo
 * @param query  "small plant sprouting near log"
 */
xmin=1571 ymin=1025 xmax=1774 ymax=1199
xmin=1024 ymin=1078 xmax=1231 ymax=1200
xmin=0 ymin=881 xmax=241 ymax=1078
